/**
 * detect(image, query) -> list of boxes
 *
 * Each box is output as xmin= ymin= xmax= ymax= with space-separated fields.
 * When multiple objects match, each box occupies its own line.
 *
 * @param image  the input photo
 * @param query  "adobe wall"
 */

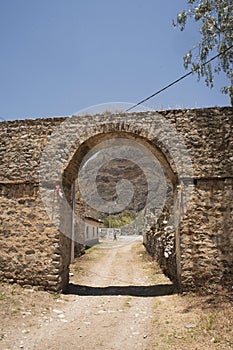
xmin=0 ymin=107 xmax=232 ymax=292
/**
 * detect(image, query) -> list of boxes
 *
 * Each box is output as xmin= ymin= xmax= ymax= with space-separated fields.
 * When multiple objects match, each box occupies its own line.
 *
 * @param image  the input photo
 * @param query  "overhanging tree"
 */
xmin=174 ymin=0 xmax=233 ymax=105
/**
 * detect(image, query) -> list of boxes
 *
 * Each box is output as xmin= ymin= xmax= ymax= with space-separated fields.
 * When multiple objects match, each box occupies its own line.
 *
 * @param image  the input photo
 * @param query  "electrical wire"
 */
xmin=126 ymin=45 xmax=233 ymax=112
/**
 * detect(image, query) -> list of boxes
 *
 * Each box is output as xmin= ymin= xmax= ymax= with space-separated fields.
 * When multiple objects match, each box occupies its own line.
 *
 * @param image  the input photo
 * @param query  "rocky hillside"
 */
xmin=75 ymin=149 xmax=172 ymax=224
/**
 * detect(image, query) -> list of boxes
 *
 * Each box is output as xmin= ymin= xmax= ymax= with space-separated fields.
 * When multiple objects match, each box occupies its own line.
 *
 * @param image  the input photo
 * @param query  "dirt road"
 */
xmin=23 ymin=236 xmax=173 ymax=350
xmin=1 ymin=236 xmax=232 ymax=350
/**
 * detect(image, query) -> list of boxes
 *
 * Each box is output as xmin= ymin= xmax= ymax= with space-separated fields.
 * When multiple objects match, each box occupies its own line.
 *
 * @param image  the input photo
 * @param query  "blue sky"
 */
xmin=0 ymin=0 xmax=230 ymax=120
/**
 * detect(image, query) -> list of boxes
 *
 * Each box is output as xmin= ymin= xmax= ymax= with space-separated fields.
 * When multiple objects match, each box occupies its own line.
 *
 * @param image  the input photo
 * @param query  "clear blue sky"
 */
xmin=0 ymin=0 xmax=230 ymax=120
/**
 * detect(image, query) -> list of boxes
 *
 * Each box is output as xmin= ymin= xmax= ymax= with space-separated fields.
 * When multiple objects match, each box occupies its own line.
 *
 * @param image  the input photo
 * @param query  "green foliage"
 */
xmin=103 ymin=210 xmax=135 ymax=228
xmin=52 ymin=293 xmax=60 ymax=299
xmin=174 ymin=0 xmax=233 ymax=105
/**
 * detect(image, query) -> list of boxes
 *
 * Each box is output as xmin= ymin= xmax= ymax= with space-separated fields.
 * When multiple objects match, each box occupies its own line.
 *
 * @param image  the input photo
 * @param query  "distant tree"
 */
xmin=103 ymin=211 xmax=135 ymax=228
xmin=174 ymin=0 xmax=233 ymax=105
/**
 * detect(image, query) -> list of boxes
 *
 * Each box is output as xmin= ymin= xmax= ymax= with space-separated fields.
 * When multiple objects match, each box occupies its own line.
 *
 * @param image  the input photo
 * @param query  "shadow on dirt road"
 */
xmin=67 ymin=283 xmax=175 ymax=297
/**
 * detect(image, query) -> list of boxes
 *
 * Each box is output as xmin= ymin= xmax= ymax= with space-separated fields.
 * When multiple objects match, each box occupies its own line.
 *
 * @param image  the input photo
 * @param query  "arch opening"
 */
xmin=60 ymin=131 xmax=183 ymax=292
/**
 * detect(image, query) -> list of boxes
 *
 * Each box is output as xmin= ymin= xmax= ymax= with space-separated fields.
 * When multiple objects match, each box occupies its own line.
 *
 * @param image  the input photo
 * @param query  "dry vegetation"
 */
xmin=135 ymin=244 xmax=233 ymax=350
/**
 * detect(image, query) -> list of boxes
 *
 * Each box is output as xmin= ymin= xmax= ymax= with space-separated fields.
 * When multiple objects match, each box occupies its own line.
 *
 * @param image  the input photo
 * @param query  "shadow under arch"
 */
xmin=66 ymin=283 xmax=176 ymax=297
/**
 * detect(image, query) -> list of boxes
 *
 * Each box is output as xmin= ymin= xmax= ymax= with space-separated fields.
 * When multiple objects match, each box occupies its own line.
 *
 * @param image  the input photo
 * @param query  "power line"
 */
xmin=126 ymin=45 xmax=233 ymax=112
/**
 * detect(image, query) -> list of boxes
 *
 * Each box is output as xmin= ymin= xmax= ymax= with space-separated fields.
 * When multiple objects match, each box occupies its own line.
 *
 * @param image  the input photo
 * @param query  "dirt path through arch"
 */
xmin=1 ymin=236 xmax=232 ymax=350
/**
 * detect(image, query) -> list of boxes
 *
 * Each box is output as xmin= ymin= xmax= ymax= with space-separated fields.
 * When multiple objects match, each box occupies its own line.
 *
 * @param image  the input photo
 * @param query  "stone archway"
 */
xmin=1 ymin=107 xmax=232 ymax=293
xmin=49 ymin=113 xmax=192 ymax=292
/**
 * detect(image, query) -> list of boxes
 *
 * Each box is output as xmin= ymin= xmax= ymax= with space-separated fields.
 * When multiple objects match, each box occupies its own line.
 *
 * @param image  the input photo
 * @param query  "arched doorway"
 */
xmin=40 ymin=112 xmax=193 ymax=292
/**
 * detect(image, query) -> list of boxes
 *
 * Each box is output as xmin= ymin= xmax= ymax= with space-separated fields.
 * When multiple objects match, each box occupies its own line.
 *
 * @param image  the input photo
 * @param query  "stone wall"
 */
xmin=0 ymin=107 xmax=232 ymax=292
xmin=1 ymin=107 xmax=232 ymax=183
xmin=0 ymin=183 xmax=66 ymax=291
xmin=180 ymin=178 xmax=233 ymax=291
xmin=144 ymin=176 xmax=233 ymax=292
xmin=143 ymin=212 xmax=177 ymax=285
